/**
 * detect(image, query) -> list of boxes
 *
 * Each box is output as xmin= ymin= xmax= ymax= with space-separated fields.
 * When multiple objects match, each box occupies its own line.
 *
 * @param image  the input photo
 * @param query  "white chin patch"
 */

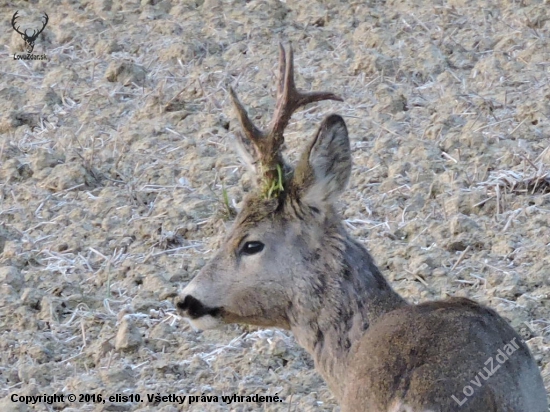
xmin=185 ymin=315 xmax=222 ymax=331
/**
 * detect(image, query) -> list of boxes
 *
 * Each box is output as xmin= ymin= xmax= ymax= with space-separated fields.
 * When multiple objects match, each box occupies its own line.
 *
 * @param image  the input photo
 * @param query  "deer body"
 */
xmin=177 ymin=46 xmax=548 ymax=412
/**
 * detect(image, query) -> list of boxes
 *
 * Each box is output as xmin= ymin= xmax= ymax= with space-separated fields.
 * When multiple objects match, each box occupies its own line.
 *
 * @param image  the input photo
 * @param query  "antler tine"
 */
xmin=229 ymin=44 xmax=343 ymax=197
xmin=276 ymin=43 xmax=287 ymax=99
xmin=12 ymin=11 xmax=24 ymax=36
xmin=268 ymin=44 xmax=343 ymax=156
xmin=38 ymin=13 xmax=49 ymax=35
xmin=229 ymin=86 xmax=265 ymax=145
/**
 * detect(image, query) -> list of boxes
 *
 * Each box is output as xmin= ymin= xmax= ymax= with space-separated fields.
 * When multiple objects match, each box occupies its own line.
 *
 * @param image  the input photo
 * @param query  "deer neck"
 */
xmin=288 ymin=233 xmax=408 ymax=399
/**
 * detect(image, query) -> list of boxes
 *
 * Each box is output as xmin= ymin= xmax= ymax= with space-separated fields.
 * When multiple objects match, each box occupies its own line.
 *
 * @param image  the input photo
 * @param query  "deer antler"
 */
xmin=34 ymin=13 xmax=49 ymax=39
xmin=11 ymin=11 xmax=49 ymax=53
xmin=25 ymin=13 xmax=49 ymax=42
xmin=229 ymin=44 xmax=343 ymax=198
xmin=11 ymin=11 xmax=25 ymax=37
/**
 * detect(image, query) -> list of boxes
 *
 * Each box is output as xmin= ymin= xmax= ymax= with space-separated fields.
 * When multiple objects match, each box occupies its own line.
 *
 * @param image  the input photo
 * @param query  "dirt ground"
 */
xmin=0 ymin=0 xmax=549 ymax=411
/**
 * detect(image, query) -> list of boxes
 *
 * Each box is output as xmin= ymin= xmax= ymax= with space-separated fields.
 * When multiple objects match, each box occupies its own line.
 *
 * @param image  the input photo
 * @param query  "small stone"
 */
xmin=269 ymin=338 xmax=287 ymax=356
xmin=39 ymin=163 xmax=92 ymax=192
xmin=105 ymin=62 xmax=146 ymax=86
xmin=115 ymin=317 xmax=142 ymax=350
xmin=99 ymin=365 xmax=134 ymax=387
xmin=0 ymin=266 xmax=23 ymax=290
xmin=449 ymin=214 xmax=480 ymax=235
xmin=30 ymin=149 xmax=63 ymax=172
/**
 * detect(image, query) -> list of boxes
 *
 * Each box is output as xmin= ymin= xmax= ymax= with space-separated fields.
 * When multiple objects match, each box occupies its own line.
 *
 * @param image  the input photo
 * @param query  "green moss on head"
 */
xmin=263 ymin=164 xmax=285 ymax=199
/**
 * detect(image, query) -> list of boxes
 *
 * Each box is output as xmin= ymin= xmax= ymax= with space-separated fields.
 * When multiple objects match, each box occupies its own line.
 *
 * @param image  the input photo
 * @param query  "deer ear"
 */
xmin=294 ymin=115 xmax=351 ymax=205
xmin=233 ymin=131 xmax=259 ymax=175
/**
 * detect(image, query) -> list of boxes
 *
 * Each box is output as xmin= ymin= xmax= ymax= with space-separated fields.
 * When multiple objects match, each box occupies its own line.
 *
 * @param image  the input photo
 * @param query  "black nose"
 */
xmin=176 ymin=295 xmax=221 ymax=319
xmin=176 ymin=295 xmax=193 ymax=314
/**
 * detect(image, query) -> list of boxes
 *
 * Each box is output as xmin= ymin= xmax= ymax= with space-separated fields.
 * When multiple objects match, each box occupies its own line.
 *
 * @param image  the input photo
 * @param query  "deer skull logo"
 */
xmin=11 ymin=11 xmax=49 ymax=54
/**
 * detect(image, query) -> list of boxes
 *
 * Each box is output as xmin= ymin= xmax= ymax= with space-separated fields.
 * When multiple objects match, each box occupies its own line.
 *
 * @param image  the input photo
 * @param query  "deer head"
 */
xmin=229 ymin=44 xmax=343 ymax=198
xmin=12 ymin=11 xmax=49 ymax=54
xmin=176 ymin=45 xmax=355 ymax=331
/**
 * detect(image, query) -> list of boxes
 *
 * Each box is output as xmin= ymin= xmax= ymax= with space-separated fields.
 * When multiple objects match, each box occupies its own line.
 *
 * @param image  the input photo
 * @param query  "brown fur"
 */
xmin=176 ymin=90 xmax=548 ymax=412
xmin=343 ymin=298 xmax=545 ymax=411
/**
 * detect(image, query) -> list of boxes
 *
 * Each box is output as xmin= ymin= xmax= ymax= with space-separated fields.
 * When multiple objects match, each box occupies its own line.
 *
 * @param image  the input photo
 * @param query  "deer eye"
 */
xmin=241 ymin=241 xmax=264 ymax=256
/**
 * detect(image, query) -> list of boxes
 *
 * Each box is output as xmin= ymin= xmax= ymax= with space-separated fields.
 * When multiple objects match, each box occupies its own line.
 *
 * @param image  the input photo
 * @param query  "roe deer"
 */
xmin=176 ymin=45 xmax=548 ymax=412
